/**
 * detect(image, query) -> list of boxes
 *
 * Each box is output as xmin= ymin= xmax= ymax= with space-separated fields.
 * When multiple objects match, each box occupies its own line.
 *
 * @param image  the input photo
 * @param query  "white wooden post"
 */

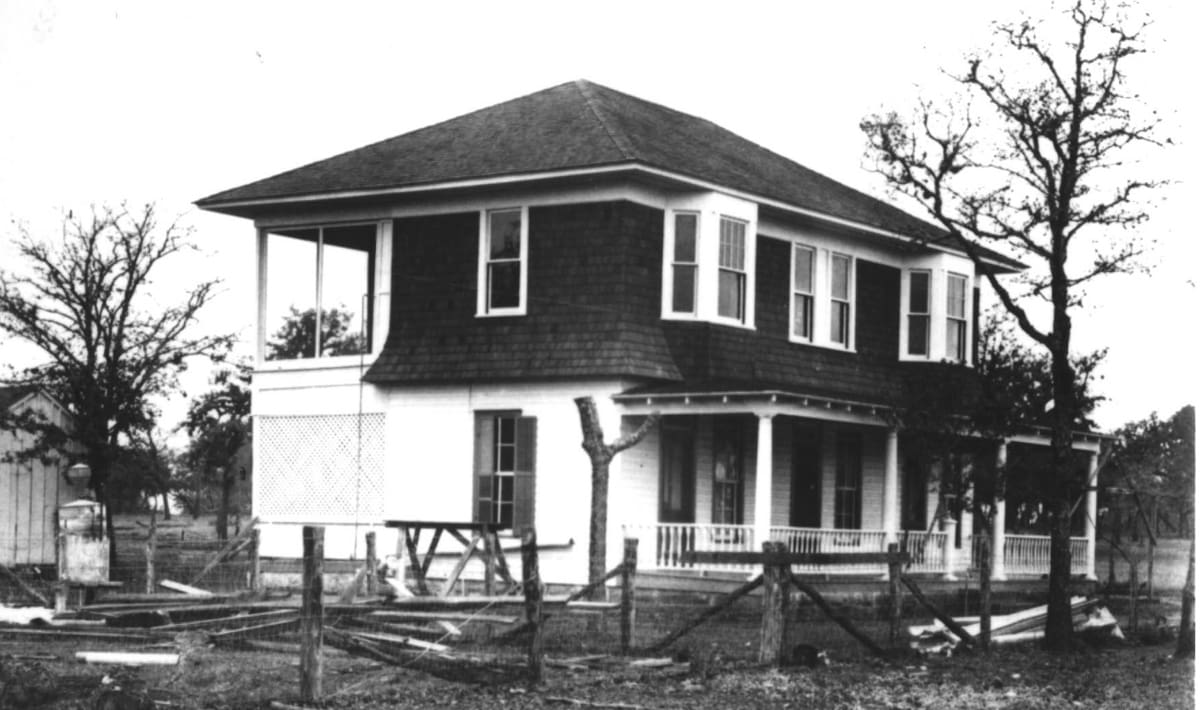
xmin=941 ymin=516 xmax=958 ymax=581
xmin=882 ymin=428 xmax=899 ymax=544
xmin=992 ymin=441 xmax=1007 ymax=581
xmin=753 ymin=413 xmax=775 ymax=547
xmin=1085 ymin=450 xmax=1099 ymax=581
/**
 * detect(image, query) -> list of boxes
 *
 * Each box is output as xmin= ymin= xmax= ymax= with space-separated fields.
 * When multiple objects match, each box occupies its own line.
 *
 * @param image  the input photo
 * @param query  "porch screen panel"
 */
xmin=256 ymin=414 xmax=385 ymax=520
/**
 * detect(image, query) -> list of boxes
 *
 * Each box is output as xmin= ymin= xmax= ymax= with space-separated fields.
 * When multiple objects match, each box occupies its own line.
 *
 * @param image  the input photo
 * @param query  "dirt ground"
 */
xmin=0 ymin=595 xmax=1192 ymax=710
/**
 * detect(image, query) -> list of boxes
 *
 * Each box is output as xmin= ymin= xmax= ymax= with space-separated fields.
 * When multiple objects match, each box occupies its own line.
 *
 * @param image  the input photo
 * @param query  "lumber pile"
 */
xmin=908 ymin=596 xmax=1124 ymax=655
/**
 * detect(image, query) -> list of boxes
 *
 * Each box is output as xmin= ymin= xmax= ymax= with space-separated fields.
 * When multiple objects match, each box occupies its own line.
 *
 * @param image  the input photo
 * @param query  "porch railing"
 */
xmin=622 ymin=523 xmax=1089 ymax=578
xmin=770 ymin=527 xmax=889 ymax=575
xmin=620 ymin=523 xmax=758 ymax=572
xmin=999 ymin=534 xmax=1090 ymax=576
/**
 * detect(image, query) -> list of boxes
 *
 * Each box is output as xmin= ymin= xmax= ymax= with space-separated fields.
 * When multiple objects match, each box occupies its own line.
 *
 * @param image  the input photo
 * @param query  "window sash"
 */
xmin=829 ymin=254 xmax=852 ymax=346
xmin=792 ymin=245 xmax=815 ymax=340
xmin=484 ymin=209 xmax=523 ymax=313
xmin=946 ymin=273 xmax=968 ymax=361
xmin=946 ymin=318 xmax=968 ymax=362
xmin=671 ymin=213 xmax=699 ymax=314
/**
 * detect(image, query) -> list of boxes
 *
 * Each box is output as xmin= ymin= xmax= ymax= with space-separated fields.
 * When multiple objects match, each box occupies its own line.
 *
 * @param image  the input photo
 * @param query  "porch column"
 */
xmin=1084 ymin=450 xmax=1099 ymax=581
xmin=882 ymin=428 xmax=899 ymax=544
xmin=991 ymin=440 xmax=1007 ymax=581
xmin=753 ymin=413 xmax=775 ymax=547
xmin=941 ymin=516 xmax=958 ymax=580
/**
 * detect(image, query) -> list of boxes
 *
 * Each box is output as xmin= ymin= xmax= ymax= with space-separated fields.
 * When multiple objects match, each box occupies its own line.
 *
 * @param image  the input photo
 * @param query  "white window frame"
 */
xmin=715 ymin=216 xmax=749 ymax=325
xmin=668 ymin=211 xmax=700 ymax=316
xmin=789 ymin=243 xmax=816 ymax=342
xmin=898 ymin=264 xmax=974 ymax=365
xmin=476 ymin=206 xmax=530 ymax=317
xmin=945 ymin=272 xmax=969 ymax=363
xmin=256 ymin=221 xmax=389 ymax=368
xmin=828 ymin=251 xmax=854 ymax=349
xmin=661 ymin=193 xmax=757 ymax=329
xmin=906 ymin=269 xmax=932 ymax=357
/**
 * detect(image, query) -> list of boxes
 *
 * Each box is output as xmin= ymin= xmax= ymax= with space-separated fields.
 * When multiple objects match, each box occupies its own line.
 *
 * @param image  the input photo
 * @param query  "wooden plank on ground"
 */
xmin=159 ymin=579 xmax=215 ymax=597
xmin=75 ymin=651 xmax=179 ymax=666
xmin=367 ymin=610 xmax=519 ymax=625
xmin=345 ymin=629 xmax=451 ymax=653
xmin=208 ymin=616 xmax=301 ymax=643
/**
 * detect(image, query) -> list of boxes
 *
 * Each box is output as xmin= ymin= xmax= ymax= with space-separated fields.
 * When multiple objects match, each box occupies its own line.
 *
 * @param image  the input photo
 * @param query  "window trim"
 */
xmin=905 ymin=269 xmax=932 ymax=357
xmin=945 ymin=272 xmax=969 ymax=363
xmin=476 ymin=206 xmax=529 ymax=317
xmin=660 ymin=196 xmax=757 ymax=330
xmin=828 ymin=251 xmax=854 ymax=349
xmin=898 ymin=267 xmax=974 ymax=365
xmin=715 ymin=216 xmax=749 ymax=325
xmin=789 ymin=243 xmax=816 ymax=342
xmin=257 ymin=221 xmax=385 ymax=366
xmin=669 ymin=211 xmax=700 ymax=316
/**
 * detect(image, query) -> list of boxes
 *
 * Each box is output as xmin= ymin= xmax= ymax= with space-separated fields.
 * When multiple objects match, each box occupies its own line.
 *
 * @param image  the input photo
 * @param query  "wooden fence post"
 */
xmin=979 ymin=532 xmax=992 ymax=652
xmin=301 ymin=526 xmax=325 ymax=703
xmin=145 ymin=513 xmax=158 ymax=595
xmin=887 ymin=542 xmax=901 ymax=647
xmin=484 ymin=525 xmax=496 ymax=596
xmin=365 ymin=531 xmax=378 ymax=596
xmin=249 ymin=528 xmax=261 ymax=593
xmin=522 ymin=529 xmax=544 ymax=684
xmin=759 ymin=542 xmax=788 ymax=665
xmin=620 ymin=537 xmax=637 ymax=654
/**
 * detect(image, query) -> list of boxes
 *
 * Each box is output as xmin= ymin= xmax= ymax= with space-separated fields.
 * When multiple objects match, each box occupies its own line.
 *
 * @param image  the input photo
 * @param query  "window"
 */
xmin=791 ymin=245 xmax=815 ymax=340
xmin=263 ymin=224 xmax=376 ymax=361
xmin=711 ymin=418 xmax=744 ymax=525
xmin=671 ymin=213 xmax=699 ymax=314
xmin=717 ymin=217 xmax=747 ymax=322
xmin=906 ymin=270 xmax=931 ymax=356
xmin=474 ymin=413 xmax=536 ymax=532
xmin=480 ymin=208 xmax=527 ymax=315
xmin=833 ymin=432 xmax=862 ymax=529
xmin=946 ymin=273 xmax=968 ymax=362
xmin=829 ymin=253 xmax=852 ymax=347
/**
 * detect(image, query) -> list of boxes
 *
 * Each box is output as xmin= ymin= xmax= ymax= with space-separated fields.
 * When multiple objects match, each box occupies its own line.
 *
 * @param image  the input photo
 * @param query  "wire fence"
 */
xmin=0 ymin=520 xmax=1187 ymax=707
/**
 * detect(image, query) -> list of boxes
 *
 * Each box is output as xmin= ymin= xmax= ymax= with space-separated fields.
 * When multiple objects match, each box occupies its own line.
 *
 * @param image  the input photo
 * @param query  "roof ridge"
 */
xmin=573 ymin=79 xmax=637 ymax=161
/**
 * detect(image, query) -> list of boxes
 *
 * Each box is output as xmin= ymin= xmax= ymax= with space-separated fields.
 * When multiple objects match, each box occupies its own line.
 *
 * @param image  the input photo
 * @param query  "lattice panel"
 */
xmin=256 ymin=413 xmax=385 ymax=521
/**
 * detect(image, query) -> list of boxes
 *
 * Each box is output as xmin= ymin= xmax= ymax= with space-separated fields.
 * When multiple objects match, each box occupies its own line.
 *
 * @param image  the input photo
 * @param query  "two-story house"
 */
xmin=196 ymin=80 xmax=1105 ymax=586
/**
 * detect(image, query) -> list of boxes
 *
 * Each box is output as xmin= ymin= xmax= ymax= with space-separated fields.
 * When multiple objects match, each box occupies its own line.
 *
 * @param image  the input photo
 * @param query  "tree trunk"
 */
xmin=1177 ymin=538 xmax=1194 ymax=658
xmin=979 ymin=524 xmax=992 ymax=652
xmin=573 ymin=397 xmax=659 ymax=596
xmin=1044 ymin=307 xmax=1078 ymax=652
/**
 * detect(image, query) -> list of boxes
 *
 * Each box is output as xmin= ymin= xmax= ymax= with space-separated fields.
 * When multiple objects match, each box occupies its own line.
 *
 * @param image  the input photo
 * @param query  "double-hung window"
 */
xmin=474 ymin=412 xmax=536 ymax=532
xmin=906 ymin=270 xmax=931 ymax=356
xmin=480 ymin=208 xmax=527 ymax=316
xmin=791 ymin=245 xmax=815 ymax=341
xmin=945 ymin=273 xmax=968 ymax=362
xmin=717 ymin=217 xmax=748 ymax=323
xmin=671 ymin=213 xmax=699 ymax=314
xmin=829 ymin=253 xmax=853 ymax=347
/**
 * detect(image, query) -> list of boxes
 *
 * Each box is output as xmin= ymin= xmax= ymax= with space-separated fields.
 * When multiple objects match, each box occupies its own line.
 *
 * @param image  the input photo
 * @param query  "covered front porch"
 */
xmin=613 ymin=389 xmax=1104 ymax=581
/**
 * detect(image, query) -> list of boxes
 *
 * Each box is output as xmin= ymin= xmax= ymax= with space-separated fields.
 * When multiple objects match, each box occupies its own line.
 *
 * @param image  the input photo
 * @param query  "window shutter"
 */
xmin=474 ymin=415 xmax=495 ymax=524
xmin=512 ymin=416 xmax=537 ymax=533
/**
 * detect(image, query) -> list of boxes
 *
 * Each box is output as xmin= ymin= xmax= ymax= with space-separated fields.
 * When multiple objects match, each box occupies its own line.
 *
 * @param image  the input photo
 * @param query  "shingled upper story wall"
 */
xmin=365 ymin=199 xmax=972 ymax=405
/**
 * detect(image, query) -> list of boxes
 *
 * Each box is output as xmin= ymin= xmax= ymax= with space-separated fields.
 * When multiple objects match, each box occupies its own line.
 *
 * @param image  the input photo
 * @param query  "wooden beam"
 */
xmin=403 ymin=528 xmax=430 ymax=596
xmin=899 ymin=575 xmax=974 ymax=648
xmin=681 ymin=550 xmax=910 ymax=566
xmin=159 ymin=579 xmax=214 ymax=597
xmin=0 ymin=562 xmax=49 ymax=607
xmin=300 ymin=526 xmax=324 ymax=703
xmin=188 ymin=517 xmax=259 ymax=586
xmin=438 ymin=533 xmax=481 ymax=598
xmin=790 ymin=574 xmax=889 ymax=659
xmin=523 ymin=529 xmax=544 ymax=684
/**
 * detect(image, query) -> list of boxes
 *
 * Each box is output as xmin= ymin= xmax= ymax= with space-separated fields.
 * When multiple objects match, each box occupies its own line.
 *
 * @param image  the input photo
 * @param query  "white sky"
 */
xmin=0 ymin=0 xmax=1195 ymax=433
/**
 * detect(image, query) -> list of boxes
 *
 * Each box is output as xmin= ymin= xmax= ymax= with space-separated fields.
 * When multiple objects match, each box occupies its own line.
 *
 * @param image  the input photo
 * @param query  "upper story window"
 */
xmin=717 ymin=217 xmax=748 ymax=323
xmin=262 ymin=224 xmax=377 ymax=361
xmin=899 ymin=266 xmax=973 ymax=365
xmin=829 ymin=253 xmax=853 ymax=348
xmin=791 ymin=245 xmax=815 ymax=340
xmin=946 ymin=273 xmax=968 ymax=362
xmin=661 ymin=195 xmax=757 ymax=329
xmin=671 ymin=213 xmax=699 ymax=315
xmin=906 ymin=270 xmax=931 ymax=356
xmin=478 ymin=207 xmax=528 ymax=316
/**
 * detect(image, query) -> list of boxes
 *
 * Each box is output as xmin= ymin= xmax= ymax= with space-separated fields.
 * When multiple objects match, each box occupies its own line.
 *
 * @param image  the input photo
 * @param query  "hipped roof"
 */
xmin=197 ymin=80 xmax=1022 ymax=271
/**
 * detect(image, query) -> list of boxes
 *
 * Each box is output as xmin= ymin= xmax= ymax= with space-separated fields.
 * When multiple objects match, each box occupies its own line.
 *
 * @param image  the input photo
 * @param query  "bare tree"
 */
xmin=574 ymin=396 xmax=659 ymax=593
xmin=862 ymin=1 xmax=1164 ymax=650
xmin=0 ymin=204 xmax=233 ymax=555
